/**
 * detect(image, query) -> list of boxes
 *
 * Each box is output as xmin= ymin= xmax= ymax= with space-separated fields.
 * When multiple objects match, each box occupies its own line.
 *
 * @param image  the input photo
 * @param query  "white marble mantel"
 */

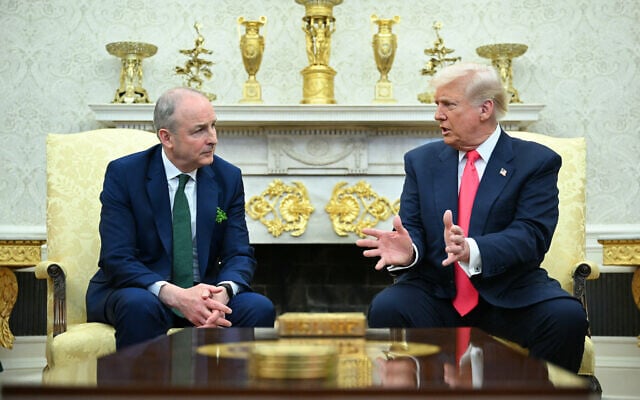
xmin=89 ymin=103 xmax=544 ymax=243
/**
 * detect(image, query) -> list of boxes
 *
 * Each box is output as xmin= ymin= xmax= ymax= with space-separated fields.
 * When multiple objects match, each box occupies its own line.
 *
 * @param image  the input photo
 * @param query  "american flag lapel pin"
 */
xmin=500 ymin=168 xmax=507 ymax=176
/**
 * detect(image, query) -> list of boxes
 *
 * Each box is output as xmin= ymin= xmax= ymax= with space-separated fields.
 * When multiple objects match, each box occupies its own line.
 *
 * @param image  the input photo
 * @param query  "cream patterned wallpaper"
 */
xmin=0 ymin=0 xmax=638 ymax=234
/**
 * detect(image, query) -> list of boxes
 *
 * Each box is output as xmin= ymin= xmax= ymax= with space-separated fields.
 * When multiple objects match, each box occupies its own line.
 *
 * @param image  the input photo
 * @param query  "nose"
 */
xmin=207 ymin=125 xmax=217 ymax=144
xmin=434 ymin=105 xmax=446 ymax=121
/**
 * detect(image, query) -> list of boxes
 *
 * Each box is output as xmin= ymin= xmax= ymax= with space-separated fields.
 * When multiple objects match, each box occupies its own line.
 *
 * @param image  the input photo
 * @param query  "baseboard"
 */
xmin=0 ymin=336 xmax=46 ymax=371
xmin=592 ymin=336 xmax=640 ymax=400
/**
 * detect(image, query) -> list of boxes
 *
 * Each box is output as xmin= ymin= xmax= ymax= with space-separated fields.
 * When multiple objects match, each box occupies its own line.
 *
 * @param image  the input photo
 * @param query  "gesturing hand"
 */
xmin=442 ymin=210 xmax=470 ymax=266
xmin=356 ymin=215 xmax=415 ymax=270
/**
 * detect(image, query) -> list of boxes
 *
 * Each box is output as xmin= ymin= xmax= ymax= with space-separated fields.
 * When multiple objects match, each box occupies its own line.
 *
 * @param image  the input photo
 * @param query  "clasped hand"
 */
xmin=159 ymin=283 xmax=232 ymax=328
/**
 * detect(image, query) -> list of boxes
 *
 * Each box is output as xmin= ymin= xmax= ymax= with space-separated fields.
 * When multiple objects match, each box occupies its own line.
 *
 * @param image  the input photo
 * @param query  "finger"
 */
xmin=442 ymin=252 xmax=456 ymax=266
xmin=374 ymin=259 xmax=387 ymax=270
xmin=362 ymin=248 xmax=381 ymax=258
xmin=207 ymin=300 xmax=232 ymax=314
xmin=356 ymin=238 xmax=380 ymax=248
xmin=216 ymin=317 xmax=232 ymax=328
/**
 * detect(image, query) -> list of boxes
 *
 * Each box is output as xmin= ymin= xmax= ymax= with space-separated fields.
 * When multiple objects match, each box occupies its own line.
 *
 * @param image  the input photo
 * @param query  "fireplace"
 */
xmin=251 ymin=243 xmax=391 ymax=316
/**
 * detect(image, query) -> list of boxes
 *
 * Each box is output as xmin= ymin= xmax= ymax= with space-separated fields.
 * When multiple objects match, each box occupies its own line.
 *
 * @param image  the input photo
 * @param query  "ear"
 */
xmin=479 ymin=99 xmax=494 ymax=121
xmin=157 ymin=128 xmax=172 ymax=146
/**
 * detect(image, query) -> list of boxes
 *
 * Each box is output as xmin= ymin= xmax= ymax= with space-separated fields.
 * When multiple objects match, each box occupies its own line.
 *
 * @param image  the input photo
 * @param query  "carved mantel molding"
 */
xmin=89 ymin=103 xmax=545 ymax=132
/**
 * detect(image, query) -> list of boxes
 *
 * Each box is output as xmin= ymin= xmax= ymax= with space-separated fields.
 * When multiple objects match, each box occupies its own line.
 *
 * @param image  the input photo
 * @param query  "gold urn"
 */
xmin=238 ymin=16 xmax=267 ymax=103
xmin=371 ymin=15 xmax=400 ymax=103
xmin=296 ymin=0 xmax=343 ymax=104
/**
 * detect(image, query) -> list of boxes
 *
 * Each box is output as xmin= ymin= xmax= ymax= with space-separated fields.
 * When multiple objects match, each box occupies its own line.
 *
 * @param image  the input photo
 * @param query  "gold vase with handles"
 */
xmin=238 ymin=16 xmax=267 ymax=103
xmin=371 ymin=15 xmax=400 ymax=103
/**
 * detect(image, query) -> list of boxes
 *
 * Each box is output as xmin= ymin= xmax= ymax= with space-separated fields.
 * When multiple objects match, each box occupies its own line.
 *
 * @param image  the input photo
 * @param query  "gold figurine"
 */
xmin=296 ymin=0 xmax=343 ymax=104
xmin=476 ymin=43 xmax=528 ymax=103
xmin=371 ymin=15 xmax=400 ymax=104
xmin=417 ymin=22 xmax=460 ymax=104
xmin=175 ymin=22 xmax=216 ymax=101
xmin=238 ymin=16 xmax=267 ymax=103
xmin=106 ymin=41 xmax=157 ymax=104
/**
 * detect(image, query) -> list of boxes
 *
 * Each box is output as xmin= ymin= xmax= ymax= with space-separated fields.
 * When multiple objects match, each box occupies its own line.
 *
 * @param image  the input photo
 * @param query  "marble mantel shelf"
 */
xmin=89 ymin=103 xmax=545 ymax=130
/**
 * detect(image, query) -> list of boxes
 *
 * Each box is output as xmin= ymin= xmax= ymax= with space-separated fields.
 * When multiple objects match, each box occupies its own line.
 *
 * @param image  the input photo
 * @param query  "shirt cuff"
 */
xmin=148 ymin=280 xmax=169 ymax=297
xmin=218 ymin=280 xmax=239 ymax=296
xmin=458 ymin=238 xmax=482 ymax=277
xmin=386 ymin=243 xmax=419 ymax=272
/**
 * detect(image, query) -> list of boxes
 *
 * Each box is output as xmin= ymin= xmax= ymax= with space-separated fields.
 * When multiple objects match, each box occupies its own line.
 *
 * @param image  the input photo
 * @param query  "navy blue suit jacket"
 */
xmin=87 ymin=144 xmax=256 ymax=316
xmin=397 ymin=130 xmax=572 ymax=308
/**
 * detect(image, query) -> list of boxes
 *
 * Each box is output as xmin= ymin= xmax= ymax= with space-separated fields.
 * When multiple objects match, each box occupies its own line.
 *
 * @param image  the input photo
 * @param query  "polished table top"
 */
xmin=4 ymin=327 xmax=593 ymax=399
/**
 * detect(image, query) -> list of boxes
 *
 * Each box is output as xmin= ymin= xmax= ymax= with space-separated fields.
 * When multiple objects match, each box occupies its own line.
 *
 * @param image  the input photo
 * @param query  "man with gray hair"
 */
xmin=87 ymin=87 xmax=275 ymax=349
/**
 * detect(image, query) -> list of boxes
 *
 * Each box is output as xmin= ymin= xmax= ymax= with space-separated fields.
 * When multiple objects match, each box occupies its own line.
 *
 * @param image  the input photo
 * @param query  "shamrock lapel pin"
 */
xmin=216 ymin=207 xmax=227 ymax=223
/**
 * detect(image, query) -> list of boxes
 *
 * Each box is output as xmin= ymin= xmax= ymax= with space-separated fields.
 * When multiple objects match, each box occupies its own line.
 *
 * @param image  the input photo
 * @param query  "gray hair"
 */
xmin=153 ymin=87 xmax=208 ymax=134
xmin=430 ymin=62 xmax=508 ymax=120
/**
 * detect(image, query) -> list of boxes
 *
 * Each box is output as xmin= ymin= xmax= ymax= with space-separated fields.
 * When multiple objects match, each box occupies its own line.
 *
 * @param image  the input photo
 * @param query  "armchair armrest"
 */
xmin=572 ymin=260 xmax=599 ymax=337
xmin=35 ymin=260 xmax=67 ymax=337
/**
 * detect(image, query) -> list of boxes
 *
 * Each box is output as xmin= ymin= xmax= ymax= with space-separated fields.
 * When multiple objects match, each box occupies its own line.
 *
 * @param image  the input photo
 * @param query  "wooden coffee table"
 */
xmin=3 ymin=327 xmax=593 ymax=399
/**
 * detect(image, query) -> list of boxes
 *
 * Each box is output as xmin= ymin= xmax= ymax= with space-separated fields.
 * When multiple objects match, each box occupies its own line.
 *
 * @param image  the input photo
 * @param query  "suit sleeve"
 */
xmin=474 ymin=147 xmax=561 ymax=278
xmin=98 ymin=160 xmax=166 ymax=289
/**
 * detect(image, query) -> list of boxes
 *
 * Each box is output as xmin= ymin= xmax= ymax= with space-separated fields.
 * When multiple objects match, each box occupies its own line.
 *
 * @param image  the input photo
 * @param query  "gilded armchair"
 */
xmin=505 ymin=131 xmax=600 ymax=390
xmin=35 ymin=128 xmax=158 ymax=383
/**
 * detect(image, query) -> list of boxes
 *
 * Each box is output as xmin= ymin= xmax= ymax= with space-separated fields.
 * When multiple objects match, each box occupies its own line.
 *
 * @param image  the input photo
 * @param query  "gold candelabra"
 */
xmin=371 ymin=15 xmax=400 ymax=104
xmin=476 ymin=43 xmax=528 ymax=103
xmin=417 ymin=22 xmax=460 ymax=104
xmin=238 ymin=16 xmax=267 ymax=103
xmin=296 ymin=0 xmax=343 ymax=104
xmin=106 ymin=41 xmax=157 ymax=104
xmin=175 ymin=22 xmax=216 ymax=101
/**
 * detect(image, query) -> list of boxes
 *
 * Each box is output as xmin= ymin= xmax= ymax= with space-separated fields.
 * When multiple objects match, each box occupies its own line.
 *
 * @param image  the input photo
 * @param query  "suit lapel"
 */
xmin=147 ymin=146 xmax=172 ymax=257
xmin=470 ymin=131 xmax=515 ymax=235
xmin=196 ymin=166 xmax=219 ymax=277
xmin=434 ymin=146 xmax=460 ymax=220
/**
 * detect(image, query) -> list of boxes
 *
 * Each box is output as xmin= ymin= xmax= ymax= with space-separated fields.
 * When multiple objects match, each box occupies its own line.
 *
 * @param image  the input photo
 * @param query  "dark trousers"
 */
xmin=368 ymin=281 xmax=588 ymax=373
xmin=102 ymin=287 xmax=275 ymax=349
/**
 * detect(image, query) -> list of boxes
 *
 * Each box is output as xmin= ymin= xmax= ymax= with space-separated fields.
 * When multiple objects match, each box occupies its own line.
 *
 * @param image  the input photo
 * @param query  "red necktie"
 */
xmin=452 ymin=150 xmax=480 ymax=316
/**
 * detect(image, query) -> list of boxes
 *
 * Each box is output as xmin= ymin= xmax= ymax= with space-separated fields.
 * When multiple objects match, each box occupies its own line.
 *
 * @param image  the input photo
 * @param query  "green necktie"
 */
xmin=172 ymin=174 xmax=193 ymax=288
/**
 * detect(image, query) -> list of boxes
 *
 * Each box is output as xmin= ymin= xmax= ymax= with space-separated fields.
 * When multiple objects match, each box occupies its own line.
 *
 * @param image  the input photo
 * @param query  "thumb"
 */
xmin=443 ymin=209 xmax=453 ymax=229
xmin=392 ymin=214 xmax=406 ymax=233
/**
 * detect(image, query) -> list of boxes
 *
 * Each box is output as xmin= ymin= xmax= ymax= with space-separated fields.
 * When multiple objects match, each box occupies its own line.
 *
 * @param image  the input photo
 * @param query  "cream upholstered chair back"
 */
xmin=506 ymin=132 xmax=600 ymax=388
xmin=508 ymin=131 xmax=598 ymax=294
xmin=35 ymin=128 xmax=158 ymax=380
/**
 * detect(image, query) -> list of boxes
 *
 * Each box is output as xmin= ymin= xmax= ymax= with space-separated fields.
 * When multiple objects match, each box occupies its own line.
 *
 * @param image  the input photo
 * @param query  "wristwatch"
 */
xmin=218 ymin=283 xmax=234 ymax=299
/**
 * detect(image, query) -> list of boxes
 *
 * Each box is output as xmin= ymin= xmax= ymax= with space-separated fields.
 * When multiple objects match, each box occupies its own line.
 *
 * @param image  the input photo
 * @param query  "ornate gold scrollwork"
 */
xmin=325 ymin=181 xmax=397 ymax=237
xmin=245 ymin=179 xmax=314 ymax=237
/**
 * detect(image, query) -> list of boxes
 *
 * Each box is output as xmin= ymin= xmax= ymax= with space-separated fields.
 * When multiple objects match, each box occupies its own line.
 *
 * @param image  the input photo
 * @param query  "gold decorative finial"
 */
xmin=175 ymin=22 xmax=216 ymax=101
xmin=417 ymin=22 xmax=461 ymax=103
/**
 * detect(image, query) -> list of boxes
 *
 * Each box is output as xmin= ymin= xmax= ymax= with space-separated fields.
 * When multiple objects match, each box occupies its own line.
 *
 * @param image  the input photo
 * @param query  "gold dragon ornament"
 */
xmin=245 ymin=180 xmax=314 ymax=237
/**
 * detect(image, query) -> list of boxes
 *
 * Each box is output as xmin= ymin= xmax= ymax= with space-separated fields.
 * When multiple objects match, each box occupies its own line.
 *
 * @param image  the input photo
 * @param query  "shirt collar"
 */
xmin=161 ymin=148 xmax=197 ymax=181
xmin=458 ymin=124 xmax=502 ymax=162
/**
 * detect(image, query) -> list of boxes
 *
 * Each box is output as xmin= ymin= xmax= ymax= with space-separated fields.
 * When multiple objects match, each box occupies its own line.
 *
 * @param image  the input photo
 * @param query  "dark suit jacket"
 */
xmin=87 ymin=144 xmax=256 ymax=316
xmin=397 ymin=130 xmax=572 ymax=308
